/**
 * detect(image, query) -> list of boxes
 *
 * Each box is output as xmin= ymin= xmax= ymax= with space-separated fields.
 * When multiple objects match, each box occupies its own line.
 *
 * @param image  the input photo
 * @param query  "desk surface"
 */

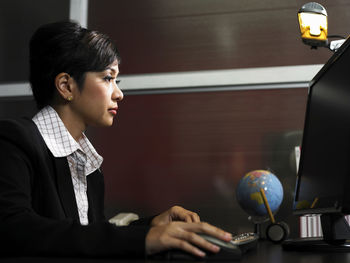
xmin=2 ymin=240 xmax=350 ymax=263
xmin=242 ymin=240 xmax=350 ymax=263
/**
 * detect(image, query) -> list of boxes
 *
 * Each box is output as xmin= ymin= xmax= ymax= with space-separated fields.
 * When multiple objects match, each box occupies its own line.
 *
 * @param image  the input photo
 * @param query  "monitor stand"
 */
xmin=282 ymin=213 xmax=350 ymax=251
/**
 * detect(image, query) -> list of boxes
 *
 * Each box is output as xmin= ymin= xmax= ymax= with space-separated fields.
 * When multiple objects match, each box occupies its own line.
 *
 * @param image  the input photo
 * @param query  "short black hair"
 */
xmin=29 ymin=21 xmax=120 ymax=109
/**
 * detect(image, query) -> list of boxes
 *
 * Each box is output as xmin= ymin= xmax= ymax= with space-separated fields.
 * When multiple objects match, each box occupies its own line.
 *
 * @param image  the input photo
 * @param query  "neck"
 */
xmin=51 ymin=104 xmax=85 ymax=141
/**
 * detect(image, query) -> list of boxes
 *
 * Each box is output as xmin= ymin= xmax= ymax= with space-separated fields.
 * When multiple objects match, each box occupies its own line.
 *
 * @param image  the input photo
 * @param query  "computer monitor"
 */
xmin=284 ymin=37 xmax=350 ymax=250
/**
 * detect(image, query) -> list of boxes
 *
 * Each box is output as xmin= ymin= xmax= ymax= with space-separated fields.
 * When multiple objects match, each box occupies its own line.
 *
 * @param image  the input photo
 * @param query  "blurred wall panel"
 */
xmin=0 ymin=0 xmax=69 ymax=83
xmin=88 ymin=0 xmax=349 ymax=74
xmin=89 ymin=86 xmax=308 ymax=235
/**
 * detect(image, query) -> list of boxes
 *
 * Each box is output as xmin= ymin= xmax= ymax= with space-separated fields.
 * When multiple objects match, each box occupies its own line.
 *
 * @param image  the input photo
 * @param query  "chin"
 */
xmin=96 ymin=114 xmax=115 ymax=127
xmin=105 ymin=118 xmax=115 ymax=127
xmin=102 ymin=120 xmax=114 ymax=127
xmin=95 ymin=118 xmax=114 ymax=127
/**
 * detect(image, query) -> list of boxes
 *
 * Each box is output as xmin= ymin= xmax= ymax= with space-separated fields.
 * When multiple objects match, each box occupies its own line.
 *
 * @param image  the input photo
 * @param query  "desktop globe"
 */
xmin=236 ymin=170 xmax=283 ymax=223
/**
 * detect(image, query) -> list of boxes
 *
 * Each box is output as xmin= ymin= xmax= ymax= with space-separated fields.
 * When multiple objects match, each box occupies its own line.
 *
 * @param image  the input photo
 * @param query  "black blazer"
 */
xmin=0 ymin=118 xmax=151 ymax=257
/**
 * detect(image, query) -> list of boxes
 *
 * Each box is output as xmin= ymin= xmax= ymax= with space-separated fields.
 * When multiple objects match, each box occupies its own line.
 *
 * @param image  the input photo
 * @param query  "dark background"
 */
xmin=0 ymin=0 xmax=69 ymax=83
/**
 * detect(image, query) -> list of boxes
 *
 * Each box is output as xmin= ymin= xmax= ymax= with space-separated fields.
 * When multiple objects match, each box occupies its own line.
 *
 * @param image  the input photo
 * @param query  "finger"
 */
xmin=173 ymin=230 xmax=221 ymax=256
xmin=171 ymin=238 xmax=207 ymax=258
xmin=183 ymin=231 xmax=221 ymax=254
xmin=168 ymin=224 xmax=221 ymax=254
xmin=182 ymin=210 xmax=200 ymax=223
xmin=182 ymin=222 xmax=232 ymax=242
xmin=172 ymin=208 xmax=200 ymax=223
xmin=191 ymin=212 xmax=200 ymax=223
xmin=182 ymin=213 xmax=197 ymax=223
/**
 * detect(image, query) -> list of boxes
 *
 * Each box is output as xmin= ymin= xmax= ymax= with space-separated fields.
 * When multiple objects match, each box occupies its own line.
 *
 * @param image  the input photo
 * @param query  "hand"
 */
xmin=145 ymin=221 xmax=232 ymax=258
xmin=151 ymin=205 xmax=200 ymax=226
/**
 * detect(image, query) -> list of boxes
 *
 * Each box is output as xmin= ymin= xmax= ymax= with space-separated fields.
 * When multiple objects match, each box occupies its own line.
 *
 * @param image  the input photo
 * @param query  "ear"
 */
xmin=54 ymin=73 xmax=76 ymax=101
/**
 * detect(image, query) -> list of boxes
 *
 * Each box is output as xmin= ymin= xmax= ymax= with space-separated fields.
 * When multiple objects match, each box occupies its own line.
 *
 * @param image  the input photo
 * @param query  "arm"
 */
xmin=0 ymin=139 xmax=150 ymax=257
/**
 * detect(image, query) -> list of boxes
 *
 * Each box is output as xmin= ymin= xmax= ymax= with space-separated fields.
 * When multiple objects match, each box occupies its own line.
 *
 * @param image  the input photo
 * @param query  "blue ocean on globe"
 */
xmin=236 ymin=170 xmax=283 ymax=220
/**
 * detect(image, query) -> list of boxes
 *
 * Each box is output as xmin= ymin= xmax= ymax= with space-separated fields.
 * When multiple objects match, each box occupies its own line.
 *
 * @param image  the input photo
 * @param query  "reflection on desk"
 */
xmin=2 ymin=241 xmax=350 ymax=263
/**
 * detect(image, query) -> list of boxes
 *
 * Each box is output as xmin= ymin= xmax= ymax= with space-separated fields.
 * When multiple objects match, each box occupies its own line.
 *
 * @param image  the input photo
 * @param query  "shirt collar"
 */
xmin=32 ymin=106 xmax=103 ymax=175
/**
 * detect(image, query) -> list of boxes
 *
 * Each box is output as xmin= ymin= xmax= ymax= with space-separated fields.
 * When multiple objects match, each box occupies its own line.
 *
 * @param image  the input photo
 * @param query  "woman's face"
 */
xmin=70 ymin=60 xmax=123 ymax=128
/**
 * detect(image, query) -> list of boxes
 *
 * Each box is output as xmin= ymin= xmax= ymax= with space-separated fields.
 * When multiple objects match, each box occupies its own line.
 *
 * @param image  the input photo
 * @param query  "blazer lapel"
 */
xmin=54 ymin=157 xmax=80 ymax=221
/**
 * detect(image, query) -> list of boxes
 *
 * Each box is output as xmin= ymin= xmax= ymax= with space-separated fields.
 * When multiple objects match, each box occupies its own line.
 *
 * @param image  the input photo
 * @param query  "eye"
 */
xmin=103 ymin=75 xmax=114 ymax=82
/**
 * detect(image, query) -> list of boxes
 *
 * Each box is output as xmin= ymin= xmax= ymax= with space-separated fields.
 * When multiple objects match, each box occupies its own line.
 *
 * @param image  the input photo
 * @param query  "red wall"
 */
xmin=89 ymin=87 xmax=308 ymax=235
xmin=88 ymin=0 xmax=349 ymax=75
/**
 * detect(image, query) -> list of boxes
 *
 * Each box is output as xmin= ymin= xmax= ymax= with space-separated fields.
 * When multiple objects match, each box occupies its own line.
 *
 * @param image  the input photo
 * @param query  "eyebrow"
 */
xmin=106 ymin=67 xmax=119 ymax=74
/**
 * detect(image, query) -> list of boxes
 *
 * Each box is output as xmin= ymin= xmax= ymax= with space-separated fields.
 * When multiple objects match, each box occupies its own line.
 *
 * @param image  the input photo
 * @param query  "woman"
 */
xmin=0 ymin=21 xmax=231 ymax=257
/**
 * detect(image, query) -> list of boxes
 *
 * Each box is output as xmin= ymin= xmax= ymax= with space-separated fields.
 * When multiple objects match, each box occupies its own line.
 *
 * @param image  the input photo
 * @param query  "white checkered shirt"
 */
xmin=32 ymin=106 xmax=103 ymax=225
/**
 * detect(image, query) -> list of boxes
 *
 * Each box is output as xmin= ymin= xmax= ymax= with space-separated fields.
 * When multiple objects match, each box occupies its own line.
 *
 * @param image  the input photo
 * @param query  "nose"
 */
xmin=112 ymin=83 xmax=124 ymax=101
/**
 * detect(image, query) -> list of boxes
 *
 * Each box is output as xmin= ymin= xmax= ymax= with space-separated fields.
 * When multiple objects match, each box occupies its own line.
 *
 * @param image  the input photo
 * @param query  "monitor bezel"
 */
xmin=293 ymin=36 xmax=350 ymax=216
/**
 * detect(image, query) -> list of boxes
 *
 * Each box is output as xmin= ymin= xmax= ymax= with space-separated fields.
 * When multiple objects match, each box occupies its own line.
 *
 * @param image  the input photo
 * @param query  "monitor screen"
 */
xmin=293 ymin=37 xmax=350 ymax=216
xmin=282 ymin=38 xmax=350 ymax=250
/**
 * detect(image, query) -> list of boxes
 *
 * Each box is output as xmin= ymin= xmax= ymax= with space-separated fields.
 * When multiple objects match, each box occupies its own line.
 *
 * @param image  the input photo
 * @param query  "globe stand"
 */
xmin=266 ymin=221 xmax=290 ymax=243
xmin=260 ymin=188 xmax=290 ymax=243
xmin=254 ymin=222 xmax=261 ymax=237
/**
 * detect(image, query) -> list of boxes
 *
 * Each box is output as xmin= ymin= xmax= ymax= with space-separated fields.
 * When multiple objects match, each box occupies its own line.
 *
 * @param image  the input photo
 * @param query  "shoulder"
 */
xmin=0 ymin=117 xmax=39 ymax=141
xmin=0 ymin=117 xmax=36 ymax=132
xmin=0 ymin=117 xmax=46 ymax=156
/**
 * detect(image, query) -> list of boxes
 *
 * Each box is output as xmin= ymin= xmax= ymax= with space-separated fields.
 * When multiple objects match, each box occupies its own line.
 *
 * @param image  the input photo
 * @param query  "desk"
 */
xmin=2 ymin=241 xmax=350 ymax=263
xmin=241 ymin=240 xmax=350 ymax=263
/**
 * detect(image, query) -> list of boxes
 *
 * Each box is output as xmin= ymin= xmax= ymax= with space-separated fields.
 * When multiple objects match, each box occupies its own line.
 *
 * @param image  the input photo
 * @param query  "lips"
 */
xmin=108 ymin=107 xmax=118 ymax=115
